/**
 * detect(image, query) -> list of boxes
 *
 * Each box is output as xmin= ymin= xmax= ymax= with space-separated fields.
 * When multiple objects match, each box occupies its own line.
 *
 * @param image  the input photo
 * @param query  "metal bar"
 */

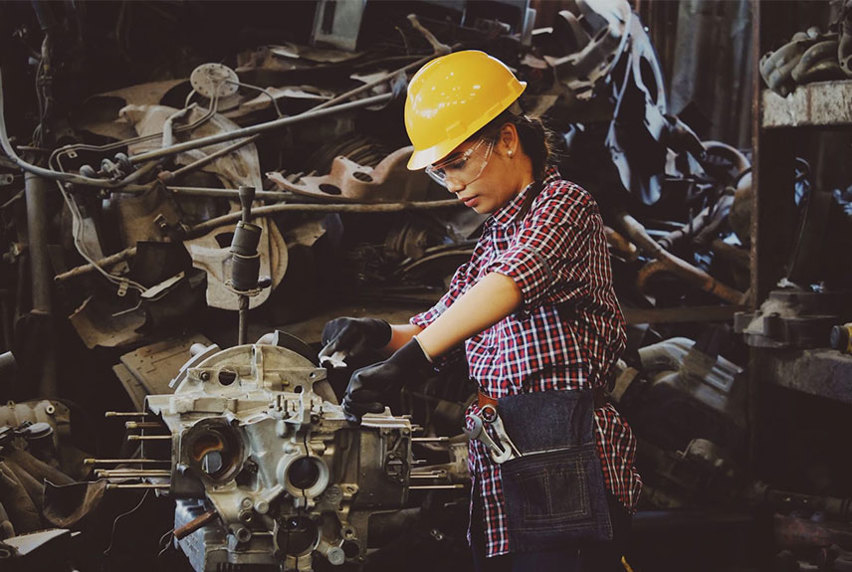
xmin=125 ymin=422 xmax=166 ymax=430
xmin=24 ymin=173 xmax=57 ymax=397
xmin=410 ymin=472 xmax=448 ymax=479
xmin=174 ymin=509 xmax=219 ymax=540
xmin=188 ymin=199 xmax=461 ymax=237
xmin=409 ymin=484 xmax=466 ymax=490
xmin=54 ymin=246 xmax=137 ymax=283
xmin=96 ymin=470 xmax=171 ymax=477
xmin=128 ymin=93 xmax=393 ymax=165
xmin=127 ymin=435 xmax=172 ymax=441
xmin=411 ymin=437 xmax=450 ymax=443
xmin=84 ymin=458 xmax=170 ymax=465
xmin=105 ymin=411 xmax=149 ymax=418
xmin=160 ymin=134 xmax=260 ymax=182
xmin=167 ymin=186 xmax=295 ymax=201
xmin=105 ymin=483 xmax=170 ymax=490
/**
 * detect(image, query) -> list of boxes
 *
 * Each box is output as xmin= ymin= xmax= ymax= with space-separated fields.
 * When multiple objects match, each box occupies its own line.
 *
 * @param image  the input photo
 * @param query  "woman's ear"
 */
xmin=500 ymin=123 xmax=519 ymax=155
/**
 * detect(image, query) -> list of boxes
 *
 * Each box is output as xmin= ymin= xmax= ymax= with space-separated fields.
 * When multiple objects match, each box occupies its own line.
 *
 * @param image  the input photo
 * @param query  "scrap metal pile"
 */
xmin=0 ymin=0 xmax=779 ymax=570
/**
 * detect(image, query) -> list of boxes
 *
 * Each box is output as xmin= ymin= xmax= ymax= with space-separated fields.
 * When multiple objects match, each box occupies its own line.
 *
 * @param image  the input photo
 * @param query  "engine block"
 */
xmin=145 ymin=342 xmax=412 ymax=571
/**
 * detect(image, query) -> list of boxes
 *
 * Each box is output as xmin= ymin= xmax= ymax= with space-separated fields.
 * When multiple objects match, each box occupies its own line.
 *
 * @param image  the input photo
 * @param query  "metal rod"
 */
xmin=54 ymin=246 xmax=137 ymax=283
xmin=105 ymin=411 xmax=149 ymax=418
xmin=238 ymin=294 xmax=249 ymax=345
xmin=410 ymin=472 xmax=449 ymax=479
xmin=128 ymin=93 xmax=393 ymax=165
xmin=167 ymin=186 xmax=295 ymax=201
xmin=84 ymin=458 xmax=170 ymax=465
xmin=174 ymin=509 xmax=219 ymax=540
xmin=188 ymin=198 xmax=462 ymax=237
xmin=411 ymin=437 xmax=450 ymax=443
xmin=127 ymin=435 xmax=172 ymax=441
xmin=25 ymin=173 xmax=57 ymax=398
xmin=106 ymin=483 xmax=170 ymax=490
xmin=125 ymin=421 xmax=166 ymax=430
xmin=96 ymin=470 xmax=171 ymax=477
xmin=409 ymin=484 xmax=466 ymax=490
xmin=159 ymin=134 xmax=260 ymax=182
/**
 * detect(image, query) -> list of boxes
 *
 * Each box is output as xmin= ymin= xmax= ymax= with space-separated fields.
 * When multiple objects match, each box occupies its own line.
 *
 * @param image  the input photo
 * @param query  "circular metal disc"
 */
xmin=190 ymin=63 xmax=240 ymax=98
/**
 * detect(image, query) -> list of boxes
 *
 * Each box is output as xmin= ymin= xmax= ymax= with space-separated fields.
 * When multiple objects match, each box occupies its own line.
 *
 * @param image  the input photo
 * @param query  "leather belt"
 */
xmin=477 ymin=387 xmax=608 ymax=410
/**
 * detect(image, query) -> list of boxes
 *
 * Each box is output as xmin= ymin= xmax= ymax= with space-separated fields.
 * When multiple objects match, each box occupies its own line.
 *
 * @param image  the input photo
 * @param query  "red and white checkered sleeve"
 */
xmin=485 ymin=188 xmax=593 ymax=312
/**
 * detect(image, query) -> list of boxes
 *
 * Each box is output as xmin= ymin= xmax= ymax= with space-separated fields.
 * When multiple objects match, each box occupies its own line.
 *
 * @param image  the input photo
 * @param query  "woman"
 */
xmin=320 ymin=50 xmax=641 ymax=571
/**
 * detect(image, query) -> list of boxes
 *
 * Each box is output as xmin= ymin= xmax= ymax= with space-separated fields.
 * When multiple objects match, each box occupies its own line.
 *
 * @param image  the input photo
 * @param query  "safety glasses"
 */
xmin=425 ymin=137 xmax=495 ymax=189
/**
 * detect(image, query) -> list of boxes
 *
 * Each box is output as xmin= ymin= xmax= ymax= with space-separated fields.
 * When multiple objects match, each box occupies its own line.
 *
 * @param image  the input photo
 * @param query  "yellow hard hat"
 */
xmin=405 ymin=50 xmax=526 ymax=170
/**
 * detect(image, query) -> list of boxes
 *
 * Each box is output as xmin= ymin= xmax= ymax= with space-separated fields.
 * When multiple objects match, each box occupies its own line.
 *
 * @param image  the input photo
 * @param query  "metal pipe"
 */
xmin=616 ymin=211 xmax=745 ymax=304
xmin=95 ymin=470 xmax=171 ymax=477
xmin=84 ymin=458 xmax=170 ymax=465
xmin=128 ymin=93 xmax=393 ymax=165
xmin=174 ymin=509 xmax=218 ymax=540
xmin=24 ymin=173 xmax=57 ymax=397
xmin=159 ymin=134 xmax=260 ymax=183
xmin=54 ymin=246 xmax=137 ymax=283
xmin=126 ymin=435 xmax=172 ymax=441
xmin=104 ymin=411 xmax=149 ymax=417
xmin=167 ymin=186 xmax=294 ymax=200
xmin=411 ymin=437 xmax=449 ymax=443
xmin=105 ymin=483 xmax=170 ymax=490
xmin=188 ymin=198 xmax=461 ymax=237
xmin=409 ymin=484 xmax=466 ymax=490
xmin=125 ymin=422 xmax=166 ymax=430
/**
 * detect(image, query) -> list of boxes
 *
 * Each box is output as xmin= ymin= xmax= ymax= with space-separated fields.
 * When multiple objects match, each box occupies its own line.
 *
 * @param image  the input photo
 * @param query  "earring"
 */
xmin=507 ymin=149 xmax=514 ymax=157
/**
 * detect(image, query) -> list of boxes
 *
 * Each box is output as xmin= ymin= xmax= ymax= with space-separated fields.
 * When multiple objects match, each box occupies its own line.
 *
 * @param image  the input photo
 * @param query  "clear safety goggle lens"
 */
xmin=425 ymin=137 xmax=494 ymax=189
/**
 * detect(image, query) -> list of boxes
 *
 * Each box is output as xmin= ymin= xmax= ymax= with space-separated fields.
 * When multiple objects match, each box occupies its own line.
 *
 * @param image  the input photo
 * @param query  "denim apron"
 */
xmin=497 ymin=389 xmax=612 ymax=552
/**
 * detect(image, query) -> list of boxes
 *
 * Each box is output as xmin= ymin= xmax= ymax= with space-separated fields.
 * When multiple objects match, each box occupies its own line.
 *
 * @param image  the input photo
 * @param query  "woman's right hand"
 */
xmin=318 ymin=317 xmax=392 ymax=368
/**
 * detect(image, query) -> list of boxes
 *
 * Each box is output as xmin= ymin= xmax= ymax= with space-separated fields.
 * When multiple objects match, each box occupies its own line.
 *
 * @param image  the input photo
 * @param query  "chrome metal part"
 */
xmin=190 ymin=63 xmax=240 ymax=100
xmin=145 ymin=342 xmax=414 ymax=571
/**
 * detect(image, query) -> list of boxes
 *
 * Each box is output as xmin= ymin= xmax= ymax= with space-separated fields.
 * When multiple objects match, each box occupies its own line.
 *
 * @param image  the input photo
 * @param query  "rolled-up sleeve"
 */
xmin=485 ymin=194 xmax=593 ymax=312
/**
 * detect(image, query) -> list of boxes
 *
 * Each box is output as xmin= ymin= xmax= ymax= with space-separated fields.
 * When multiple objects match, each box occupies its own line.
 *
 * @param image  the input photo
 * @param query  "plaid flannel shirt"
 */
xmin=411 ymin=168 xmax=642 ymax=558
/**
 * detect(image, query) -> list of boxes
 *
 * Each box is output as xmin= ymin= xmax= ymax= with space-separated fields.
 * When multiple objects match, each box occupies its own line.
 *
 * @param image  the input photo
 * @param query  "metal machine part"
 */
xmin=144 ymin=342 xmax=414 ymax=571
xmin=735 ymin=289 xmax=852 ymax=349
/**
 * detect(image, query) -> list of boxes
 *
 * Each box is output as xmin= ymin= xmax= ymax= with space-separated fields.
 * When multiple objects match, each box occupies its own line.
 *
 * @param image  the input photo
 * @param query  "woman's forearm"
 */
xmin=415 ymin=272 xmax=521 ymax=358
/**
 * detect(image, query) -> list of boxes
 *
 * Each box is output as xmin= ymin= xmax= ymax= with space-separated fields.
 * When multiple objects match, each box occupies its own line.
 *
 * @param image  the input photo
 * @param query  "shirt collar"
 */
xmin=486 ymin=167 xmax=561 ymax=229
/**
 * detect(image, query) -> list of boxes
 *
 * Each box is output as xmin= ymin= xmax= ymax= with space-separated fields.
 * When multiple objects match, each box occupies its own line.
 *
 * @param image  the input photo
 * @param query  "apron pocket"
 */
xmin=501 ymin=445 xmax=612 ymax=552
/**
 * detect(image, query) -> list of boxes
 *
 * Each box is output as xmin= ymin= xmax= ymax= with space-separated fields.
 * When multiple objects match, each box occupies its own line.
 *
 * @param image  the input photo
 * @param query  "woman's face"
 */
xmin=427 ymin=124 xmax=530 ymax=214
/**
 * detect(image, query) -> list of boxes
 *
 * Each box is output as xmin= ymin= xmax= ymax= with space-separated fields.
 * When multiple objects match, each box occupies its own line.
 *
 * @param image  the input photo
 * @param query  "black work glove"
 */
xmin=318 ymin=317 xmax=392 ymax=368
xmin=342 ymin=339 xmax=432 ymax=421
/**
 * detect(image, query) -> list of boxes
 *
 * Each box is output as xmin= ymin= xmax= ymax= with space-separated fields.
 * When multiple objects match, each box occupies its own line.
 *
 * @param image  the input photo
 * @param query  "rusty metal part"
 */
xmin=791 ymin=40 xmax=841 ymax=83
xmin=267 ymin=146 xmax=431 ymax=203
xmin=616 ymin=212 xmax=745 ymax=304
xmin=174 ymin=509 xmax=219 ymax=540
xmin=544 ymin=0 xmax=632 ymax=101
xmin=842 ymin=0 xmax=852 ymax=75
xmin=604 ymin=226 xmax=638 ymax=261
xmin=407 ymin=14 xmax=452 ymax=56
xmin=54 ymin=246 xmax=137 ymax=282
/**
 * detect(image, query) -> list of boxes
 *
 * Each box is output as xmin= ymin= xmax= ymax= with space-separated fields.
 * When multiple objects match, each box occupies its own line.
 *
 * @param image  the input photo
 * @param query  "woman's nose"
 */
xmin=446 ymin=179 xmax=465 ymax=194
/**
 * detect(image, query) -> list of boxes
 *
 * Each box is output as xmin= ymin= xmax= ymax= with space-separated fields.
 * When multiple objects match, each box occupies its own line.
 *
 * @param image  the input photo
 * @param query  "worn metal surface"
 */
xmin=268 ymin=146 xmax=431 ymax=203
xmin=761 ymin=80 xmax=852 ymax=127
xmin=117 ymin=334 xmax=214 ymax=399
xmin=754 ymin=348 xmax=852 ymax=404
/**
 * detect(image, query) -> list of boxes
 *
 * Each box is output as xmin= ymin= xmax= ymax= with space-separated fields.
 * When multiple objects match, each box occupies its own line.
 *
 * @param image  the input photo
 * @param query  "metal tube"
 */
xmin=409 ymin=484 xmax=466 ymax=490
xmin=167 ymin=186 xmax=294 ymax=201
xmin=188 ymin=198 xmax=461 ymax=237
xmin=159 ymin=134 xmax=260 ymax=182
xmin=105 ymin=411 xmax=149 ymax=417
xmin=105 ymin=483 xmax=170 ymax=490
xmin=24 ymin=173 xmax=57 ymax=397
xmin=54 ymin=246 xmax=137 ymax=283
xmin=127 ymin=435 xmax=172 ymax=441
xmin=95 ymin=470 xmax=171 ymax=477
xmin=411 ymin=437 xmax=449 ymax=443
xmin=128 ymin=93 xmax=393 ymax=165
xmin=84 ymin=458 xmax=170 ymax=465
xmin=125 ymin=422 xmax=166 ymax=430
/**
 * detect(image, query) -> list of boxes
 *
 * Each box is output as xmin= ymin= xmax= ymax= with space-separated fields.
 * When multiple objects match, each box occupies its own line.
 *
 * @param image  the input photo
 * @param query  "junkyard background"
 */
xmin=1 ymin=1 xmax=851 ymax=571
